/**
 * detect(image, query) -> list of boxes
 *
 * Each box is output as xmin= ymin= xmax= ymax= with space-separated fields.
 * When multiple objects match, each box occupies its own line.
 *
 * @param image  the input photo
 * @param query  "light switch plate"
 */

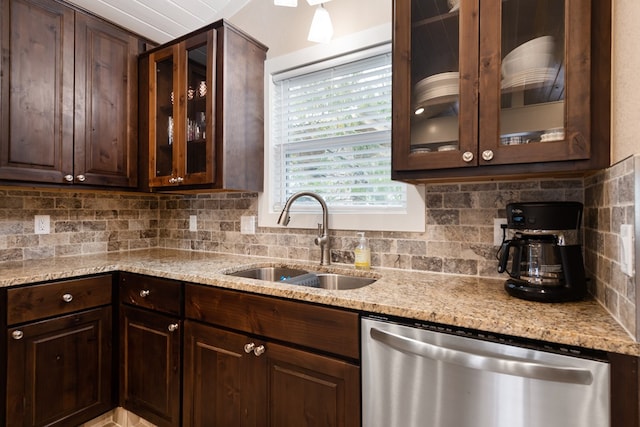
xmin=620 ymin=224 xmax=635 ymax=276
xmin=189 ymin=215 xmax=197 ymax=232
xmin=241 ymin=215 xmax=256 ymax=235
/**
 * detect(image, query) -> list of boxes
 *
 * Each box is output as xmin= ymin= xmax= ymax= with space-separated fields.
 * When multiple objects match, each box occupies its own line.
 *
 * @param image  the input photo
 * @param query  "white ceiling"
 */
xmin=66 ymin=0 xmax=250 ymax=44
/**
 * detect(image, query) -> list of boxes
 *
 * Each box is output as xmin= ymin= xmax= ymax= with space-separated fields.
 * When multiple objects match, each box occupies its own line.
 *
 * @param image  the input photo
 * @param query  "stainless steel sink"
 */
xmin=225 ymin=267 xmax=377 ymax=290
xmin=313 ymin=273 xmax=376 ymax=290
xmin=279 ymin=272 xmax=376 ymax=290
xmin=226 ymin=267 xmax=309 ymax=282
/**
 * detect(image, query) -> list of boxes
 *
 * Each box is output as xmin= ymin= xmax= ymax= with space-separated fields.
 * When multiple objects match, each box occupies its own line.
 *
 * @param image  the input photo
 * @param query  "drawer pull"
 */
xmin=167 ymin=323 xmax=179 ymax=332
xmin=139 ymin=289 xmax=150 ymax=298
xmin=12 ymin=330 xmax=23 ymax=340
xmin=253 ymin=345 xmax=266 ymax=357
xmin=62 ymin=293 xmax=73 ymax=303
xmin=244 ymin=343 xmax=255 ymax=353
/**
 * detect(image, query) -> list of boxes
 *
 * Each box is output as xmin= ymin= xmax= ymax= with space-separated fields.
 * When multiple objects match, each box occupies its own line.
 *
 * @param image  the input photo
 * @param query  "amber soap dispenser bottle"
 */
xmin=354 ymin=232 xmax=371 ymax=270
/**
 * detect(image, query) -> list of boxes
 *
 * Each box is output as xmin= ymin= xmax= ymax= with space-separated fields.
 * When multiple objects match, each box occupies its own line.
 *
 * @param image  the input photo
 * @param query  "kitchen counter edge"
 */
xmin=0 ymin=248 xmax=637 ymax=356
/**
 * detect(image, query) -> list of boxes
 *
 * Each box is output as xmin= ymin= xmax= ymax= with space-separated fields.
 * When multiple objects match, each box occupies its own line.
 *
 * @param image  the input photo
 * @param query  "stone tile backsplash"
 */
xmin=584 ymin=156 xmax=637 ymax=337
xmin=156 ymin=180 xmax=584 ymax=281
xmin=0 ymin=157 xmax=636 ymax=337
xmin=0 ymin=188 xmax=158 ymax=262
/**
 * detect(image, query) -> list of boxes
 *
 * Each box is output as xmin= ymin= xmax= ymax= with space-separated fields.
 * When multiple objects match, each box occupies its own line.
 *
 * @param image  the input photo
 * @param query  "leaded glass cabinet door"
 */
xmin=478 ymin=0 xmax=592 ymax=166
xmin=392 ymin=0 xmax=479 ymax=172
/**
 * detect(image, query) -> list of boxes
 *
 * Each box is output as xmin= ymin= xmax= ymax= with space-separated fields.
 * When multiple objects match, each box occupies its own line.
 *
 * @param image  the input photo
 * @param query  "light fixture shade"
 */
xmin=307 ymin=4 xmax=333 ymax=43
xmin=275 ymin=0 xmax=297 ymax=6
xmin=307 ymin=0 xmax=330 ymax=5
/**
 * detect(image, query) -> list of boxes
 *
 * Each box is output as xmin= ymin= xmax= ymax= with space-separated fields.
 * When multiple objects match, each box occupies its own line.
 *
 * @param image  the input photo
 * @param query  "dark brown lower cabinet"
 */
xmin=183 ymin=319 xmax=360 ymax=427
xmin=6 ymin=307 xmax=113 ymax=427
xmin=182 ymin=321 xmax=261 ymax=426
xmin=120 ymin=305 xmax=181 ymax=427
xmin=265 ymin=340 xmax=360 ymax=427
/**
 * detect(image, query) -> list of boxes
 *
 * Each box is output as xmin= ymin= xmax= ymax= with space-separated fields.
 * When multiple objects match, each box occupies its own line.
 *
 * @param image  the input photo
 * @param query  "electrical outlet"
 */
xmin=493 ymin=218 xmax=507 ymax=246
xmin=189 ymin=215 xmax=197 ymax=232
xmin=34 ymin=215 xmax=50 ymax=235
xmin=241 ymin=215 xmax=256 ymax=235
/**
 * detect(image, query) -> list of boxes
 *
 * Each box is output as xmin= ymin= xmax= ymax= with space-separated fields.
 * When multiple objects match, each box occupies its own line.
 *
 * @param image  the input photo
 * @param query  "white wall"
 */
xmin=612 ymin=0 xmax=640 ymax=162
xmin=229 ymin=0 xmax=391 ymax=58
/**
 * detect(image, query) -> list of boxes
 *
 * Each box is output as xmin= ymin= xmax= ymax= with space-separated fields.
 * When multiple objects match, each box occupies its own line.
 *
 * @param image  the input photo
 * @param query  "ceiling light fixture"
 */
xmin=274 ymin=0 xmax=297 ymax=6
xmin=274 ymin=0 xmax=334 ymax=43
xmin=307 ymin=4 xmax=333 ymax=43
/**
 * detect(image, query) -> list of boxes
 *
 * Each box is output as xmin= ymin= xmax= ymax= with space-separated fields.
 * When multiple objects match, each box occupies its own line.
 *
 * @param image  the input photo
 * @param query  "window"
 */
xmin=259 ymin=28 xmax=424 ymax=232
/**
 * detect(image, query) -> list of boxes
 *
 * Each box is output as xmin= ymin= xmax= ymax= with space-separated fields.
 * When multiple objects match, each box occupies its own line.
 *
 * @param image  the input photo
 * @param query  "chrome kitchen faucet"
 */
xmin=277 ymin=191 xmax=331 ymax=266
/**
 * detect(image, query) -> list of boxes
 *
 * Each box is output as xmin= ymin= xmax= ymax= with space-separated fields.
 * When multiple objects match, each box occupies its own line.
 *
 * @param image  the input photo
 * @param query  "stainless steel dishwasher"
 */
xmin=361 ymin=317 xmax=610 ymax=427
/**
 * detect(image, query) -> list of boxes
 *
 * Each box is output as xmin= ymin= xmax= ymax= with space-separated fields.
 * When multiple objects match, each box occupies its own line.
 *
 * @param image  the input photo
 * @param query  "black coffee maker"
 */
xmin=497 ymin=201 xmax=587 ymax=302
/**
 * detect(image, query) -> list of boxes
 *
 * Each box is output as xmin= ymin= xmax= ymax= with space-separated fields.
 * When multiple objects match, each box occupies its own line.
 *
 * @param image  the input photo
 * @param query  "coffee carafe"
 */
xmin=497 ymin=202 xmax=587 ymax=302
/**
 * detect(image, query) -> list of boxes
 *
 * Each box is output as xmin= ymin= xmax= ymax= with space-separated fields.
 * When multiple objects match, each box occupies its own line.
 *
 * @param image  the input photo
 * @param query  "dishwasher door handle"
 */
xmin=370 ymin=327 xmax=594 ymax=385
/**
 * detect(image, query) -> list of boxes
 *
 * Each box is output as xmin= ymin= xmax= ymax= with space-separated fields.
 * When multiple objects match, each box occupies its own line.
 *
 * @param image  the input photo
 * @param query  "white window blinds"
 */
xmin=272 ymin=50 xmax=405 ymax=212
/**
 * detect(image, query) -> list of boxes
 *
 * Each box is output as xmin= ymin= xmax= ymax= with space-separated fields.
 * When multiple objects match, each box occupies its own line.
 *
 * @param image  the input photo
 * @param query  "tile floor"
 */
xmin=80 ymin=408 xmax=156 ymax=427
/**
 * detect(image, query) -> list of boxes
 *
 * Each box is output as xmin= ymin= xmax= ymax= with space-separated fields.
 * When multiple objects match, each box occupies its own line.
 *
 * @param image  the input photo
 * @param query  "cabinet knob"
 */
xmin=462 ymin=151 xmax=474 ymax=163
xmin=481 ymin=150 xmax=494 ymax=161
xmin=139 ymin=289 xmax=150 ymax=298
xmin=12 ymin=330 xmax=23 ymax=340
xmin=167 ymin=323 xmax=179 ymax=332
xmin=62 ymin=293 xmax=73 ymax=303
xmin=64 ymin=174 xmax=74 ymax=182
xmin=176 ymin=177 xmax=184 ymax=183
xmin=169 ymin=177 xmax=177 ymax=184
xmin=253 ymin=345 xmax=266 ymax=357
xmin=76 ymin=174 xmax=86 ymax=182
xmin=244 ymin=343 xmax=256 ymax=353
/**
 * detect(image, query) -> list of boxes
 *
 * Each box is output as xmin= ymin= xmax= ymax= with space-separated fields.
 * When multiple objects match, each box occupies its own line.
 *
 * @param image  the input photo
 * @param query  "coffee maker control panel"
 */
xmin=506 ymin=201 xmax=583 ymax=231
xmin=508 ymin=208 xmax=526 ymax=227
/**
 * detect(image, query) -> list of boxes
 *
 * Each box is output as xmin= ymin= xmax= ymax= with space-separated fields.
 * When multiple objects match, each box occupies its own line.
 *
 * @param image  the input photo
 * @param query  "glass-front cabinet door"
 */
xmin=393 ymin=0 xmax=596 ymax=176
xmin=393 ymin=0 xmax=479 ymax=171
xmin=479 ymin=0 xmax=591 ymax=166
xmin=148 ymin=31 xmax=214 ymax=187
xmin=183 ymin=32 xmax=214 ymax=184
xmin=149 ymin=45 xmax=176 ymax=186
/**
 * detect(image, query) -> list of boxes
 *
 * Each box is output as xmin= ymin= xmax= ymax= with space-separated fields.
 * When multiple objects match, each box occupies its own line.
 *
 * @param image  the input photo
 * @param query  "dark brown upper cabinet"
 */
xmin=391 ymin=0 xmax=611 ymax=183
xmin=0 ymin=0 xmax=147 ymax=188
xmin=138 ymin=20 xmax=267 ymax=192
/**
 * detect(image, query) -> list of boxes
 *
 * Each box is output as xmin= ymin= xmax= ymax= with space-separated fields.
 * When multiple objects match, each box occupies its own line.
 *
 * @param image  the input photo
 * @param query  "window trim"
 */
xmin=258 ymin=23 xmax=425 ymax=232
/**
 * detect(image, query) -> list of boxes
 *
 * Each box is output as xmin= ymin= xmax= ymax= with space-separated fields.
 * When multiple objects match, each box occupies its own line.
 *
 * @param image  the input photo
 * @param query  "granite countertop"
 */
xmin=1 ymin=248 xmax=638 ymax=356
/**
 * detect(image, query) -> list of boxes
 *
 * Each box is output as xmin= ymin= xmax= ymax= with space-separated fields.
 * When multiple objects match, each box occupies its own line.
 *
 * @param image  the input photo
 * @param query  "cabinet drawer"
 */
xmin=7 ymin=274 xmax=112 ymax=325
xmin=185 ymin=284 xmax=359 ymax=360
xmin=119 ymin=272 xmax=182 ymax=315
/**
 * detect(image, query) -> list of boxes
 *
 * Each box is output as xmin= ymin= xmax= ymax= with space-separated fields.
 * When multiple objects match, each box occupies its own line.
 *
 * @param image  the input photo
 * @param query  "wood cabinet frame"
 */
xmin=392 ymin=0 xmax=611 ymax=182
xmin=146 ymin=31 xmax=216 ymax=188
xmin=0 ymin=0 xmax=146 ymax=188
xmin=139 ymin=21 xmax=267 ymax=192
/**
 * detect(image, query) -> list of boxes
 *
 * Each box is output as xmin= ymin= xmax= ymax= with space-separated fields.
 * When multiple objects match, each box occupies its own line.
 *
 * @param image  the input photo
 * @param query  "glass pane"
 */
xmin=410 ymin=0 xmax=460 ymax=154
xmin=155 ymin=57 xmax=174 ymax=178
xmin=500 ymin=0 xmax=565 ymax=146
xmin=186 ymin=44 xmax=208 ymax=175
